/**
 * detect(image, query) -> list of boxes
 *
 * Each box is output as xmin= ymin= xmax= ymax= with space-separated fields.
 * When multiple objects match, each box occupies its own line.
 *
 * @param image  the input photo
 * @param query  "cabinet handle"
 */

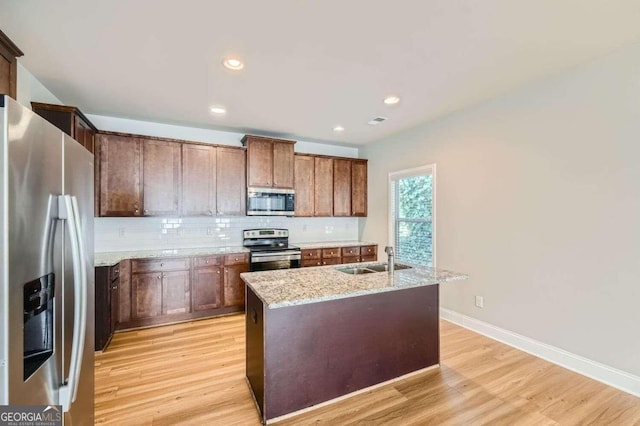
xmin=323 ymin=261 xmax=326 ymax=265
xmin=162 ymin=273 xmax=166 ymax=278
xmin=134 ymin=209 xmax=139 ymax=214
xmin=234 ymin=257 xmax=239 ymax=261
xmin=143 ymin=209 xmax=148 ymax=214
xmin=113 ymin=286 xmax=118 ymax=290
xmin=217 ymin=270 xmax=220 ymax=274
xmin=205 ymin=260 xmax=209 ymax=264
xmin=160 ymin=263 xmax=164 ymax=267
xmin=157 ymin=275 xmax=161 ymax=279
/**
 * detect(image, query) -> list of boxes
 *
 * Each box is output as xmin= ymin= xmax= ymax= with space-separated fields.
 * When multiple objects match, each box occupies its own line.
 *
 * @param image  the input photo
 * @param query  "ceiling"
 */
xmin=2 ymin=1 xmax=640 ymax=146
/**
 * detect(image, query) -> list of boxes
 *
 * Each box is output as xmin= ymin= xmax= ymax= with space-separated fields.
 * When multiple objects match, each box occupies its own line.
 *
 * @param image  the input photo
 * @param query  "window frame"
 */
xmin=388 ymin=164 xmax=436 ymax=267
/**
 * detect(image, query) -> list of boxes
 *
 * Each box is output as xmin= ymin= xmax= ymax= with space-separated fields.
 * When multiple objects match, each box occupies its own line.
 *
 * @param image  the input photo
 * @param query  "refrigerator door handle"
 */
xmin=57 ymin=195 xmax=87 ymax=412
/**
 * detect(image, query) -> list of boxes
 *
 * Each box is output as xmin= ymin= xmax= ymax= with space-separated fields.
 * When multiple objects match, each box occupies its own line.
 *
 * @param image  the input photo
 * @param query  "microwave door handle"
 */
xmin=58 ymin=195 xmax=87 ymax=412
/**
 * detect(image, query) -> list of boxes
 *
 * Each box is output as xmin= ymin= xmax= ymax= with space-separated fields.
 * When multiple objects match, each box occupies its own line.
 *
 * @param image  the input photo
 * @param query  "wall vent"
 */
xmin=367 ymin=116 xmax=388 ymax=125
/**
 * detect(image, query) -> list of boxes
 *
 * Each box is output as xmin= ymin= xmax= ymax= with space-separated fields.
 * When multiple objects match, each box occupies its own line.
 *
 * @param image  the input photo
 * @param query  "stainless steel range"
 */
xmin=243 ymin=229 xmax=301 ymax=271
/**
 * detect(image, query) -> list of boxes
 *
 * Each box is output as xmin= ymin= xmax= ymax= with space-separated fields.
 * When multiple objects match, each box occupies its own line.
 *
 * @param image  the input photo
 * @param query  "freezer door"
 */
xmin=0 ymin=96 xmax=63 ymax=406
xmin=62 ymin=134 xmax=94 ymax=425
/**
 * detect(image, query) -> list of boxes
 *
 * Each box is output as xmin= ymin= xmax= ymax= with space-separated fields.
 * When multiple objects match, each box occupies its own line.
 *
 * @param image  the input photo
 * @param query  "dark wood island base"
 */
xmin=245 ymin=284 xmax=440 ymax=424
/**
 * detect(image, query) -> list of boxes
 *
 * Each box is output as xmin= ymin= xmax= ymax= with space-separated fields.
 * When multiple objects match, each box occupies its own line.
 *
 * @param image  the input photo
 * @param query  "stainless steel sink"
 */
xmin=336 ymin=263 xmax=412 ymax=275
xmin=336 ymin=267 xmax=376 ymax=275
xmin=365 ymin=263 xmax=412 ymax=272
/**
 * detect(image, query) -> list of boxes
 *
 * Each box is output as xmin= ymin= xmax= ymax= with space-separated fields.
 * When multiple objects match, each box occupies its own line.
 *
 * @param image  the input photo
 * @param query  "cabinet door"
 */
xmin=217 ymin=147 xmax=246 ymax=215
xmin=294 ymin=155 xmax=314 ymax=216
xmin=110 ymin=275 xmax=119 ymax=333
xmin=162 ymin=270 xmax=191 ymax=315
xmin=314 ymin=157 xmax=333 ymax=216
xmin=333 ymin=158 xmax=352 ymax=216
xmin=94 ymin=267 xmax=110 ymax=351
xmin=74 ymin=115 xmax=95 ymax=154
xmin=182 ymin=144 xmax=216 ymax=216
xmin=246 ymin=138 xmax=273 ymax=187
xmin=224 ymin=263 xmax=249 ymax=307
xmin=272 ymin=141 xmax=295 ymax=188
xmin=99 ymin=134 xmax=142 ymax=216
xmin=142 ymin=139 xmax=181 ymax=216
xmin=131 ymin=272 xmax=162 ymax=319
xmin=351 ymin=160 xmax=367 ymax=217
xmin=192 ymin=266 xmax=223 ymax=311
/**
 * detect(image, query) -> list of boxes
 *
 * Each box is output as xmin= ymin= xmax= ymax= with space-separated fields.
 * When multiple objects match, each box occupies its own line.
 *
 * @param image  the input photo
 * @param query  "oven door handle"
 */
xmin=251 ymin=250 xmax=301 ymax=258
xmin=251 ymin=254 xmax=302 ymax=263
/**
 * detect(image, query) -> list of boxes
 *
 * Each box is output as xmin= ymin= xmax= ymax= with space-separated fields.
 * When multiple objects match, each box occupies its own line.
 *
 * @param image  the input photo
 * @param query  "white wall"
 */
xmin=16 ymin=62 xmax=62 ymax=107
xmin=86 ymin=114 xmax=359 ymax=157
xmin=360 ymin=42 xmax=640 ymax=378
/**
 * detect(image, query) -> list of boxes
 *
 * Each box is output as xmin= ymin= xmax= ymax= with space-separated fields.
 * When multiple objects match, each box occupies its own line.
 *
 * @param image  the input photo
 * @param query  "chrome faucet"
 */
xmin=384 ymin=246 xmax=395 ymax=274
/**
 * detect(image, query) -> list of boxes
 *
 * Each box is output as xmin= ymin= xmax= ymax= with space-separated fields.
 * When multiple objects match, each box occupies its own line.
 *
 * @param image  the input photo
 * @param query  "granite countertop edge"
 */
xmin=94 ymin=246 xmax=249 ymax=267
xmin=94 ymin=240 xmax=379 ymax=267
xmin=242 ymin=263 xmax=469 ymax=309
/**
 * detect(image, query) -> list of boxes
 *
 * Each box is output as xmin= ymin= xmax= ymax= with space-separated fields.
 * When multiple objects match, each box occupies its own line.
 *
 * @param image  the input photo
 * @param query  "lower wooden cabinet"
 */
xmin=161 ymin=270 xmax=190 ymax=315
xmin=116 ymin=253 xmax=249 ymax=331
xmin=192 ymin=266 xmax=223 ymax=311
xmin=95 ymin=264 xmax=120 ymax=351
xmin=131 ymin=272 xmax=163 ymax=319
xmin=224 ymin=263 xmax=249 ymax=307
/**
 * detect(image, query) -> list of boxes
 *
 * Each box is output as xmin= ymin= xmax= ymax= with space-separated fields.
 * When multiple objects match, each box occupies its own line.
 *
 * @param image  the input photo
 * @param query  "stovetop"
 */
xmin=248 ymin=245 xmax=300 ymax=253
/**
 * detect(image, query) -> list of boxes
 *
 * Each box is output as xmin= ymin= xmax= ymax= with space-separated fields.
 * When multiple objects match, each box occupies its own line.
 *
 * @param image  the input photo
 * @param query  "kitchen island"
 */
xmin=241 ymin=263 xmax=468 ymax=424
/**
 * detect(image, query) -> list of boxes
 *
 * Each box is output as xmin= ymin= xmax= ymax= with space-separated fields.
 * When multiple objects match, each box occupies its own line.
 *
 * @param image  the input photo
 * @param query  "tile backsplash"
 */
xmin=95 ymin=216 xmax=361 ymax=252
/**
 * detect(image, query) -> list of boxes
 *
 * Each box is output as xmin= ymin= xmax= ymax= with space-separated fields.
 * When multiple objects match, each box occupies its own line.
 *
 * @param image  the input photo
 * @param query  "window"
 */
xmin=389 ymin=165 xmax=435 ymax=267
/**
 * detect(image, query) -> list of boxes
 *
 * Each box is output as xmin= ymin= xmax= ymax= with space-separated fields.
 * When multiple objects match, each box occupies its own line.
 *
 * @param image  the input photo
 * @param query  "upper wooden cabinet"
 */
xmin=216 ymin=147 xmax=246 ymax=215
xmin=182 ymin=144 xmax=216 ymax=216
xmin=351 ymin=159 xmax=368 ymax=216
xmin=294 ymin=154 xmax=315 ymax=217
xmin=97 ymin=131 xmax=246 ymax=217
xmin=0 ymin=30 xmax=23 ymax=99
xmin=293 ymin=154 xmax=366 ymax=217
xmin=142 ymin=139 xmax=181 ymax=216
xmin=242 ymin=135 xmax=295 ymax=189
xmin=98 ymin=133 xmax=143 ymax=217
xmin=333 ymin=158 xmax=352 ymax=217
xmin=314 ymin=157 xmax=334 ymax=216
xmin=31 ymin=102 xmax=98 ymax=154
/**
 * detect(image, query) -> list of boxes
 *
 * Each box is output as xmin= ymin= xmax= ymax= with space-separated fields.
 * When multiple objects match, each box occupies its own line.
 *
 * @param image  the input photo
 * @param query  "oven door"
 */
xmin=250 ymin=250 xmax=301 ymax=272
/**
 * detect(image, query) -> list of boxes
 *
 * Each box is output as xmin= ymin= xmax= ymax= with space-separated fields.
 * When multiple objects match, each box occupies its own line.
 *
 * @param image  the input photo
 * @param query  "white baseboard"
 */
xmin=440 ymin=308 xmax=640 ymax=398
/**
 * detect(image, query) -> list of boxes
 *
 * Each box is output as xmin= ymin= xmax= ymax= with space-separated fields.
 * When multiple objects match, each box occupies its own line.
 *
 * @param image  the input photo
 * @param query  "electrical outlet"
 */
xmin=475 ymin=296 xmax=484 ymax=308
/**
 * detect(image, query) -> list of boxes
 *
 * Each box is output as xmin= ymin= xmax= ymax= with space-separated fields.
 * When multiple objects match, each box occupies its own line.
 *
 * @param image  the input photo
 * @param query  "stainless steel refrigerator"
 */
xmin=0 ymin=95 xmax=94 ymax=424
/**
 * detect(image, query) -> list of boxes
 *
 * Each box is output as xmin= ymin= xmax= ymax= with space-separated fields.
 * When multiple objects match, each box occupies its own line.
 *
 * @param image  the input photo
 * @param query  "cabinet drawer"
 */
xmin=321 ymin=257 xmax=342 ymax=266
xmin=341 ymin=256 xmax=360 ymax=264
xmin=110 ymin=263 xmax=120 ymax=281
xmin=321 ymin=248 xmax=341 ymax=258
xmin=224 ymin=253 xmax=249 ymax=265
xmin=341 ymin=247 xmax=360 ymax=257
xmin=360 ymin=245 xmax=377 ymax=256
xmin=302 ymin=249 xmax=321 ymax=260
xmin=360 ymin=254 xmax=377 ymax=262
xmin=131 ymin=257 xmax=190 ymax=273
xmin=302 ymin=259 xmax=322 ymax=267
xmin=194 ymin=255 xmax=222 ymax=268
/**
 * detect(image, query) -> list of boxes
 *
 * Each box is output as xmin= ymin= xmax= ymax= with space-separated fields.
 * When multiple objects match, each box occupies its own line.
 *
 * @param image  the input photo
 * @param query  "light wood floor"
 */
xmin=95 ymin=314 xmax=640 ymax=425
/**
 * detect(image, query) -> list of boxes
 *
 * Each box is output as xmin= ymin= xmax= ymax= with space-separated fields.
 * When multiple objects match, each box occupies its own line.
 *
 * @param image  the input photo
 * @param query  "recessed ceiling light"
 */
xmin=222 ymin=57 xmax=244 ymax=71
xmin=333 ymin=125 xmax=345 ymax=132
xmin=383 ymin=95 xmax=400 ymax=105
xmin=210 ymin=106 xmax=227 ymax=115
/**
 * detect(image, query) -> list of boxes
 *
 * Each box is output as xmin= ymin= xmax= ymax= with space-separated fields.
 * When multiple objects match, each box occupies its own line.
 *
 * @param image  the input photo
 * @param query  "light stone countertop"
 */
xmin=241 ymin=263 xmax=468 ymax=309
xmin=94 ymin=246 xmax=249 ymax=267
xmin=294 ymin=241 xmax=377 ymax=249
xmin=94 ymin=241 xmax=378 ymax=267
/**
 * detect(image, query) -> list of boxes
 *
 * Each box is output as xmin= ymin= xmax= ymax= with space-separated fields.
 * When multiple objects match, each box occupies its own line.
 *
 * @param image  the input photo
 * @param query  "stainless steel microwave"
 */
xmin=247 ymin=187 xmax=295 ymax=216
